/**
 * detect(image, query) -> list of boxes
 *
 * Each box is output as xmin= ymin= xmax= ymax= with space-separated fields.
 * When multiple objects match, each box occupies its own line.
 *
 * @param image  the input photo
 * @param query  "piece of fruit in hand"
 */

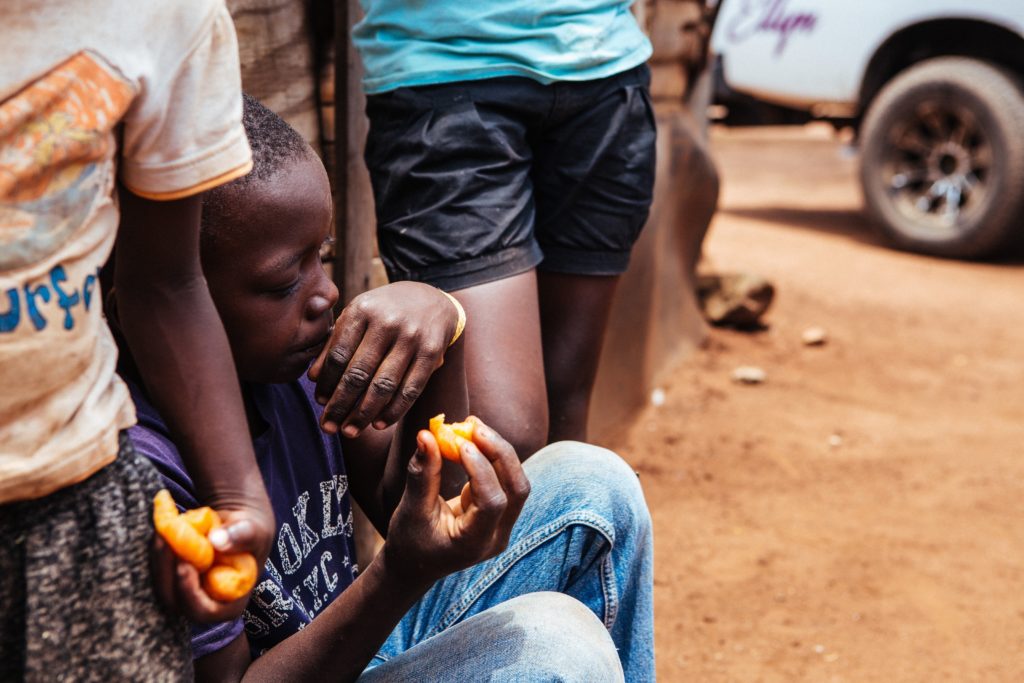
xmin=153 ymin=489 xmax=259 ymax=602
xmin=429 ymin=413 xmax=474 ymax=461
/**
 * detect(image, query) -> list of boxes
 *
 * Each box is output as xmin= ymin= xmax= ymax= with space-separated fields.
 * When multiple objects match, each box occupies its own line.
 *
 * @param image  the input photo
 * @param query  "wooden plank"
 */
xmin=333 ymin=0 xmax=384 ymax=569
xmin=333 ymin=0 xmax=376 ymax=306
xmin=227 ymin=0 xmax=319 ymax=144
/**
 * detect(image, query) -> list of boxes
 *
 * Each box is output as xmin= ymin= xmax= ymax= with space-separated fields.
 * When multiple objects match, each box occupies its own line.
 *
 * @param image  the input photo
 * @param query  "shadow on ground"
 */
xmin=721 ymin=205 xmax=1024 ymax=265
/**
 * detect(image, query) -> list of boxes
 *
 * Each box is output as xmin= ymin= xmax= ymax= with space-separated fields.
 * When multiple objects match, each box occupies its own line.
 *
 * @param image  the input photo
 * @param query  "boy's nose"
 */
xmin=307 ymin=280 xmax=339 ymax=319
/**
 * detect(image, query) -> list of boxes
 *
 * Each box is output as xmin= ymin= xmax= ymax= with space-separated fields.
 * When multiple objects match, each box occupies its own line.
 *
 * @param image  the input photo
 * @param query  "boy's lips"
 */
xmin=293 ymin=327 xmax=332 ymax=357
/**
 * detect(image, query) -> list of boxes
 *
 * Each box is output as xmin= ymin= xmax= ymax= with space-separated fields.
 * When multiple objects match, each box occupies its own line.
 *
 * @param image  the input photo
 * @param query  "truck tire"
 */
xmin=860 ymin=57 xmax=1024 ymax=259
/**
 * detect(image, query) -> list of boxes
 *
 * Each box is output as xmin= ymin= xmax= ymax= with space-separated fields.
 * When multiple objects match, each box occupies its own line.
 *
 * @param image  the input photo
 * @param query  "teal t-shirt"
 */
xmin=353 ymin=0 xmax=652 ymax=95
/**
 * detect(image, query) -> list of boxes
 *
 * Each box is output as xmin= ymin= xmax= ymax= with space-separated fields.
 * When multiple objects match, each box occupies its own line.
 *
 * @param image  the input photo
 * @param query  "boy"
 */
xmin=124 ymin=95 xmax=655 ymax=681
xmin=1 ymin=2 xmax=273 ymax=678
xmin=313 ymin=1 xmax=658 ymax=459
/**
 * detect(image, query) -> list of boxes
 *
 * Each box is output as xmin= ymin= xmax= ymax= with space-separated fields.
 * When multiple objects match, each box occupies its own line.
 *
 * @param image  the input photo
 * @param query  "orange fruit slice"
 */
xmin=153 ymin=489 xmax=259 ymax=602
xmin=429 ymin=413 xmax=475 ymax=461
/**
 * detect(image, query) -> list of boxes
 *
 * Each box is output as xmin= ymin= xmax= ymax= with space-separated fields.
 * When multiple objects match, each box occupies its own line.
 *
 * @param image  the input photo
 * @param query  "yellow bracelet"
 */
xmin=440 ymin=290 xmax=466 ymax=347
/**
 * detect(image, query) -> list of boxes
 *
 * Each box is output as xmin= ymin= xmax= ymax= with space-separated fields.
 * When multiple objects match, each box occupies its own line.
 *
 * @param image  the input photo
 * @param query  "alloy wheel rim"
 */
xmin=881 ymin=99 xmax=992 ymax=238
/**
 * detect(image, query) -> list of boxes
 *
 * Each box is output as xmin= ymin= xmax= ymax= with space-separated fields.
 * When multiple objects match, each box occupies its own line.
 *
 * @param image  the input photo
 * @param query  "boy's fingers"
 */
xmin=311 ymin=311 xmax=368 ymax=404
xmin=174 ymin=562 xmax=242 ymax=623
xmin=342 ymin=346 xmax=414 ymax=436
xmin=404 ymin=431 xmax=443 ymax=511
xmin=320 ymin=333 xmax=389 ymax=435
xmin=467 ymin=417 xmax=530 ymax=528
xmin=456 ymin=439 xmax=507 ymax=541
xmin=376 ymin=354 xmax=437 ymax=428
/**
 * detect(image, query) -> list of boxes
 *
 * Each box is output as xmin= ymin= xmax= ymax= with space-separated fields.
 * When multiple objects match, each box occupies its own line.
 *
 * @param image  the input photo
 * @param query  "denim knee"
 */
xmin=498 ymin=592 xmax=624 ymax=682
xmin=524 ymin=441 xmax=652 ymax=544
xmin=359 ymin=592 xmax=623 ymax=682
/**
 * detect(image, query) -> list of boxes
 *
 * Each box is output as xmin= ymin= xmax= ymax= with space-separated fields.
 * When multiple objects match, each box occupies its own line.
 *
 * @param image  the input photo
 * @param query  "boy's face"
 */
xmin=203 ymin=151 xmax=338 ymax=384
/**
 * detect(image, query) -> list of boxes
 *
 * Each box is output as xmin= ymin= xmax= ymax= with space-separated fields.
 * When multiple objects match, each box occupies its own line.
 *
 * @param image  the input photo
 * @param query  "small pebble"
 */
xmin=828 ymin=433 xmax=843 ymax=448
xmin=813 ymin=644 xmax=826 ymax=654
xmin=732 ymin=366 xmax=767 ymax=384
xmin=650 ymin=387 xmax=666 ymax=407
xmin=802 ymin=326 xmax=828 ymax=346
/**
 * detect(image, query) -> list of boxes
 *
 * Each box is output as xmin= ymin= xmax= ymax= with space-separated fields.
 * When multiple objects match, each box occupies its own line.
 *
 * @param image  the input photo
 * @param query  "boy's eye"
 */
xmin=265 ymin=279 xmax=300 ymax=297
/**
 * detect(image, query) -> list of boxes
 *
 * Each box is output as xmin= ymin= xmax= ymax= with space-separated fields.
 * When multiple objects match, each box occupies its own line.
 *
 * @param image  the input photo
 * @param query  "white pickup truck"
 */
xmin=710 ymin=0 xmax=1024 ymax=259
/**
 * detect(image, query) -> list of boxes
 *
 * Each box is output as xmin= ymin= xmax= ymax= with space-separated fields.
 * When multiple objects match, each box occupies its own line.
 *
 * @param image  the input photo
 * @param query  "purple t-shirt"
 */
xmin=128 ymin=376 xmax=359 ymax=659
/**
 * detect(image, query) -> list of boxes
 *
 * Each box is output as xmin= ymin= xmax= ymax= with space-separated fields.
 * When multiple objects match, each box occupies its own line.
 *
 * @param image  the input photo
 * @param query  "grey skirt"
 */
xmin=0 ymin=433 xmax=192 ymax=682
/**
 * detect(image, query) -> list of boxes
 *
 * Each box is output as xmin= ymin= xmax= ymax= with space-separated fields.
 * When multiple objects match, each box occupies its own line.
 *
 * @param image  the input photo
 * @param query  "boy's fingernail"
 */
xmin=209 ymin=528 xmax=230 ymax=549
xmin=230 ymin=519 xmax=254 ymax=539
xmin=316 ymin=395 xmax=327 ymax=406
xmin=342 ymin=425 xmax=359 ymax=438
xmin=373 ymin=420 xmax=387 ymax=430
xmin=322 ymin=421 xmax=338 ymax=434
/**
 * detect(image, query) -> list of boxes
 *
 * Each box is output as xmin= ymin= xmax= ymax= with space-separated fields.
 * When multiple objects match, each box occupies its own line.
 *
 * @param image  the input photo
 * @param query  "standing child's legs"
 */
xmin=538 ymin=271 xmax=621 ymax=443
xmin=532 ymin=65 xmax=657 ymax=443
xmin=453 ymin=269 xmax=621 ymax=452
xmin=451 ymin=272 xmax=549 ymax=459
xmin=0 ymin=434 xmax=191 ymax=682
xmin=366 ymin=442 xmax=655 ymax=682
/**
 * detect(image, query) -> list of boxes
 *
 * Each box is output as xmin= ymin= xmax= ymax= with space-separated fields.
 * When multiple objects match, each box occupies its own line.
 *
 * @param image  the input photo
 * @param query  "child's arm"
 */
xmin=193 ymin=423 xmax=529 ymax=683
xmin=115 ymin=189 xmax=274 ymax=615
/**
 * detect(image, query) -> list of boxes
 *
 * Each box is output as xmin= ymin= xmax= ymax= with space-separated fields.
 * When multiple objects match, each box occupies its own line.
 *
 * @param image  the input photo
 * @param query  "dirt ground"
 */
xmin=607 ymin=125 xmax=1024 ymax=682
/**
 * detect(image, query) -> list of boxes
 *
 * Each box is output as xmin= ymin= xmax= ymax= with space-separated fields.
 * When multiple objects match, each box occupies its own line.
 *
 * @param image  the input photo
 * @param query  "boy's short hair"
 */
xmin=201 ymin=93 xmax=312 ymax=243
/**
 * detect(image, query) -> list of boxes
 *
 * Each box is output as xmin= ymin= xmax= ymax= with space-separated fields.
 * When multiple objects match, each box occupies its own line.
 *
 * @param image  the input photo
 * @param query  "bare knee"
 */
xmin=474 ymin=406 xmax=548 ymax=461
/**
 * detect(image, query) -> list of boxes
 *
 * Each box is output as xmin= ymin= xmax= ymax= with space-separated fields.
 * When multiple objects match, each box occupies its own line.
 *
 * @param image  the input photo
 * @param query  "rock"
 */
xmin=802 ymin=326 xmax=828 ymax=346
xmin=732 ymin=366 xmax=767 ymax=384
xmin=650 ymin=387 xmax=667 ymax=407
xmin=828 ymin=433 xmax=843 ymax=448
xmin=697 ymin=272 xmax=775 ymax=329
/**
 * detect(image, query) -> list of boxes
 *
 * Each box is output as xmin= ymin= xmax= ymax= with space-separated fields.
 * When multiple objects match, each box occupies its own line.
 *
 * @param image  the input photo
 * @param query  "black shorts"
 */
xmin=365 ymin=64 xmax=657 ymax=291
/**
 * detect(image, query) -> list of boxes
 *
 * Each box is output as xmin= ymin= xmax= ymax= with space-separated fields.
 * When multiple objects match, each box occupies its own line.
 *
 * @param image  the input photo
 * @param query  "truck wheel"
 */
xmin=860 ymin=57 xmax=1024 ymax=259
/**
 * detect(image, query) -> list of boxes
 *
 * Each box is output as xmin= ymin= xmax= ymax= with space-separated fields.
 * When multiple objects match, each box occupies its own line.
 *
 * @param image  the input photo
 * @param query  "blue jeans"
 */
xmin=359 ymin=442 xmax=655 ymax=682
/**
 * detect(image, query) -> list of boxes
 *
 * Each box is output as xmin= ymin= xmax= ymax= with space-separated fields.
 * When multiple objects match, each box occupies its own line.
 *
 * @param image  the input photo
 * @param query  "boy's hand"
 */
xmin=309 ymin=282 xmax=459 ymax=438
xmin=380 ymin=418 xmax=531 ymax=585
xmin=151 ymin=503 xmax=272 ymax=622
xmin=152 ymin=535 xmax=252 ymax=623
xmin=205 ymin=505 xmax=275 ymax=567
